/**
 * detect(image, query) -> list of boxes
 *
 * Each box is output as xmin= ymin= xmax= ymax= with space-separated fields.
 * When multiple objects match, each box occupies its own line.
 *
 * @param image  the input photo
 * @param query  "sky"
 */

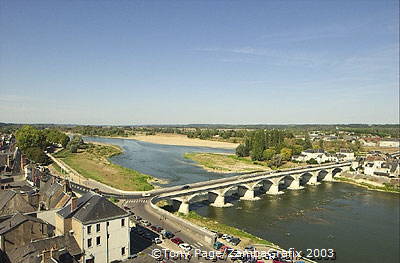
xmin=0 ymin=0 xmax=399 ymax=125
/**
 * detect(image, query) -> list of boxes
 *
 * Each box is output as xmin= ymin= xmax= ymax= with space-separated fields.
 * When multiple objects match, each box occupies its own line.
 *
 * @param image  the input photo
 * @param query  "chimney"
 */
xmin=71 ymin=197 xmax=78 ymax=212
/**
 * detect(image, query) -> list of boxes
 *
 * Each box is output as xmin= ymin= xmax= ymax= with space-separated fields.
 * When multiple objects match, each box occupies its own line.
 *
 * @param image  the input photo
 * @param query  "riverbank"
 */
xmin=53 ymin=143 xmax=155 ymax=191
xmin=184 ymin=152 xmax=308 ymax=173
xmin=83 ymin=133 xmax=239 ymax=149
xmin=335 ymin=174 xmax=400 ymax=193
xmin=184 ymin=152 xmax=268 ymax=173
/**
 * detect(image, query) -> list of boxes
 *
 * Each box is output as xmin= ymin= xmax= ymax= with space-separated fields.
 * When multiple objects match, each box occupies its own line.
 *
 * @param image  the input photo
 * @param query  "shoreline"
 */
xmin=81 ymin=133 xmax=239 ymax=149
xmin=335 ymin=175 xmax=399 ymax=194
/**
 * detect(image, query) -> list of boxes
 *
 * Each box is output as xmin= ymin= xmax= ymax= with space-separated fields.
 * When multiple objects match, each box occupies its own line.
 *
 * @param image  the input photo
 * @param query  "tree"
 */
xmin=250 ymin=130 xmax=265 ymax=161
xmin=15 ymin=125 xmax=46 ymax=151
xmin=24 ymin=147 xmax=49 ymax=164
xmin=318 ymin=139 xmax=324 ymax=150
xmin=236 ymin=144 xmax=249 ymax=157
xmin=291 ymin=144 xmax=303 ymax=155
xmin=263 ymin=148 xmax=276 ymax=161
xmin=268 ymin=154 xmax=283 ymax=167
xmin=307 ymin=158 xmax=318 ymax=165
xmin=280 ymin=147 xmax=293 ymax=161
xmin=303 ymin=133 xmax=312 ymax=150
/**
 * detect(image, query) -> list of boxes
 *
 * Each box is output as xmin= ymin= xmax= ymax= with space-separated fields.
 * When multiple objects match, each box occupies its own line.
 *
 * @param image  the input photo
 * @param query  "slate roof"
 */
xmin=0 ymin=213 xmax=46 ymax=235
xmin=7 ymin=234 xmax=81 ymax=263
xmin=0 ymin=190 xmax=16 ymax=211
xmin=57 ymin=192 xmax=129 ymax=224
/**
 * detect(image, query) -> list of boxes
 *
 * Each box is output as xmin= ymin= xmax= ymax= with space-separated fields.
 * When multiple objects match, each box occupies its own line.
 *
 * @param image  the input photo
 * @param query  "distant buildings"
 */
xmin=379 ymin=138 xmax=400 ymax=148
xmin=292 ymin=149 xmax=355 ymax=164
xmin=352 ymin=152 xmax=400 ymax=178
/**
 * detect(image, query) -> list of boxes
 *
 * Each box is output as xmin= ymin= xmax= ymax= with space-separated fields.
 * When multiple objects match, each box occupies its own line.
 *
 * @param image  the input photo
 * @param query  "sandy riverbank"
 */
xmin=106 ymin=133 xmax=239 ymax=149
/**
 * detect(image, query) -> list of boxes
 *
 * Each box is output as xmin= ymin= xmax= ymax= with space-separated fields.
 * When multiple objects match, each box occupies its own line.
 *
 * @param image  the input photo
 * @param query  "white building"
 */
xmin=56 ymin=192 xmax=131 ymax=263
xmin=292 ymin=149 xmax=338 ymax=164
xmin=336 ymin=149 xmax=355 ymax=161
xmin=379 ymin=139 xmax=400 ymax=148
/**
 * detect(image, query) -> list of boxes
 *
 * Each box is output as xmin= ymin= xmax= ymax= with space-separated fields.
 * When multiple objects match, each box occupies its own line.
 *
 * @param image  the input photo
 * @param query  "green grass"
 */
xmin=336 ymin=177 xmax=400 ymax=193
xmin=54 ymin=143 xmax=154 ymax=191
xmin=178 ymin=211 xmax=275 ymax=247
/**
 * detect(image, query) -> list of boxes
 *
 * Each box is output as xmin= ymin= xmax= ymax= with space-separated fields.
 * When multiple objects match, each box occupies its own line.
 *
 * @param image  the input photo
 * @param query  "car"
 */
xmin=179 ymin=243 xmax=192 ymax=251
xmin=142 ymin=192 xmax=151 ymax=197
xmin=181 ymin=185 xmax=190 ymax=190
xmin=141 ymin=220 xmax=151 ymax=226
xmin=171 ymin=237 xmax=183 ymax=245
xmin=221 ymin=234 xmax=229 ymax=239
xmin=162 ymin=231 xmax=175 ymax=239
xmin=213 ymin=241 xmax=224 ymax=250
xmin=153 ymin=237 xmax=162 ymax=244
xmin=133 ymin=215 xmax=142 ymax=221
xmin=230 ymin=238 xmax=241 ymax=246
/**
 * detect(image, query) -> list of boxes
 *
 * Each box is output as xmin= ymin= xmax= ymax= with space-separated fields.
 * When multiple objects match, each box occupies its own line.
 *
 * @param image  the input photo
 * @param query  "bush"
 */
xmin=307 ymin=158 xmax=318 ymax=164
xmin=24 ymin=147 xmax=49 ymax=164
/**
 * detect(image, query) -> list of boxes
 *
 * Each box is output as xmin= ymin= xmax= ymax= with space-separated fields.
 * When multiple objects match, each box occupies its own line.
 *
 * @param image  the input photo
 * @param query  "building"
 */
xmin=55 ymin=192 xmax=130 ymax=263
xmin=39 ymin=178 xmax=75 ymax=210
xmin=0 ymin=213 xmax=54 ymax=254
xmin=379 ymin=139 xmax=400 ymax=148
xmin=336 ymin=149 xmax=355 ymax=162
xmin=6 ymin=233 xmax=82 ymax=263
xmin=359 ymin=137 xmax=380 ymax=147
xmin=292 ymin=149 xmax=338 ymax=164
xmin=0 ymin=189 xmax=36 ymax=216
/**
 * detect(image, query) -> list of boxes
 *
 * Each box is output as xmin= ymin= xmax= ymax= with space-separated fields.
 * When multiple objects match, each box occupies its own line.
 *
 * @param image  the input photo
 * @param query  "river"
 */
xmin=84 ymin=136 xmax=399 ymax=263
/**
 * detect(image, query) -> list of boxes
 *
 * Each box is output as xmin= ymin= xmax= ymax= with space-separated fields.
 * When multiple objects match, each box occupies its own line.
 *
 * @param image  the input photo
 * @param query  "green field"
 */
xmin=54 ymin=143 xmax=154 ymax=191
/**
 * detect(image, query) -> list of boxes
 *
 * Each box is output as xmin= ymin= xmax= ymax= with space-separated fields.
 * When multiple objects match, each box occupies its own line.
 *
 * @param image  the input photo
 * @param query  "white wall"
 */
xmin=82 ymin=216 xmax=130 ymax=263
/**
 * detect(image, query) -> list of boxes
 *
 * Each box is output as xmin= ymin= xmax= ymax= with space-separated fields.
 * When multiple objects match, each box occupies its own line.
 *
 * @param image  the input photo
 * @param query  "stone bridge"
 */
xmin=155 ymin=162 xmax=351 ymax=215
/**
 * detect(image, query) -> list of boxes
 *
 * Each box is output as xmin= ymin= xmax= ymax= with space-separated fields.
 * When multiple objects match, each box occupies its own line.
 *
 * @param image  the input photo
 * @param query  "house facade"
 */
xmin=55 ymin=192 xmax=130 ymax=263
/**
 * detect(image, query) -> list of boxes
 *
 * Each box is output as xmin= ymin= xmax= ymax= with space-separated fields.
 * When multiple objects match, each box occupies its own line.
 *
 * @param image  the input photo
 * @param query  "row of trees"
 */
xmin=235 ymin=130 xmax=312 ymax=166
xmin=15 ymin=126 xmax=70 ymax=163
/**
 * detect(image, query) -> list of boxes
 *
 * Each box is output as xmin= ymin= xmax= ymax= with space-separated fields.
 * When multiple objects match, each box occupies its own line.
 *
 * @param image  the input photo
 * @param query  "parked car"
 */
xmin=213 ymin=241 xmax=224 ymax=250
xmin=179 ymin=243 xmax=192 ymax=251
xmin=230 ymin=237 xmax=241 ymax=246
xmin=171 ymin=237 xmax=183 ymax=245
xmin=162 ymin=231 xmax=174 ymax=239
xmin=141 ymin=220 xmax=151 ymax=226
xmin=133 ymin=215 xmax=142 ymax=221
xmin=153 ymin=237 xmax=162 ymax=244
xmin=181 ymin=185 xmax=190 ymax=190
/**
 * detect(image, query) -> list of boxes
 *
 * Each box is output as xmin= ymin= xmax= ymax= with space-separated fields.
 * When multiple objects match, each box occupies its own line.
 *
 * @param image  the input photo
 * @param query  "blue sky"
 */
xmin=0 ymin=0 xmax=398 ymax=125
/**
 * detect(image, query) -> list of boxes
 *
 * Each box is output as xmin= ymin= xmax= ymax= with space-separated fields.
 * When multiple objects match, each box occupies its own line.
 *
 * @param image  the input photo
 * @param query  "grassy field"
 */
xmin=184 ymin=152 xmax=269 ymax=173
xmin=184 ymin=152 xmax=308 ymax=173
xmin=178 ymin=211 xmax=276 ymax=247
xmin=54 ymin=143 xmax=154 ymax=191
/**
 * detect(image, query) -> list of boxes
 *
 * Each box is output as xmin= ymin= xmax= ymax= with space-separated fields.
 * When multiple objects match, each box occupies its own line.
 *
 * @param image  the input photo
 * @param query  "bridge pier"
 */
xmin=287 ymin=174 xmax=304 ymax=190
xmin=240 ymin=189 xmax=260 ymax=201
xmin=323 ymin=169 xmax=334 ymax=182
xmin=307 ymin=171 xmax=320 ymax=185
xmin=266 ymin=177 xmax=284 ymax=195
xmin=209 ymin=190 xmax=233 ymax=207
xmin=178 ymin=200 xmax=190 ymax=215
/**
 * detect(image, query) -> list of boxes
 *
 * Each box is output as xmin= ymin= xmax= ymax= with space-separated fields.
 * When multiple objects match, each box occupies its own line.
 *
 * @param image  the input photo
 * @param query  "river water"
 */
xmin=84 ymin=137 xmax=399 ymax=263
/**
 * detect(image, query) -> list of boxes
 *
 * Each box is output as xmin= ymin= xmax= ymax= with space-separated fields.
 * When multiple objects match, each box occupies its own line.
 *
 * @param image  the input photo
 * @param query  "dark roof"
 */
xmin=7 ymin=234 xmax=81 ymax=263
xmin=0 ymin=213 xmax=46 ymax=235
xmin=57 ymin=192 xmax=129 ymax=224
xmin=0 ymin=190 xmax=16 ymax=211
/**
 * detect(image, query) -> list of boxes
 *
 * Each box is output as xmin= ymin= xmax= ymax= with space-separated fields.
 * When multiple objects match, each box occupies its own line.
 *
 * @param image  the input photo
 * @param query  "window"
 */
xmin=121 ymin=218 xmax=125 ymax=227
xmin=96 ymin=236 xmax=101 ymax=245
xmin=121 ymin=247 xmax=126 ymax=256
xmin=87 ymin=225 xmax=91 ymax=234
xmin=96 ymin=223 xmax=100 ymax=232
xmin=87 ymin=238 xmax=92 ymax=248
